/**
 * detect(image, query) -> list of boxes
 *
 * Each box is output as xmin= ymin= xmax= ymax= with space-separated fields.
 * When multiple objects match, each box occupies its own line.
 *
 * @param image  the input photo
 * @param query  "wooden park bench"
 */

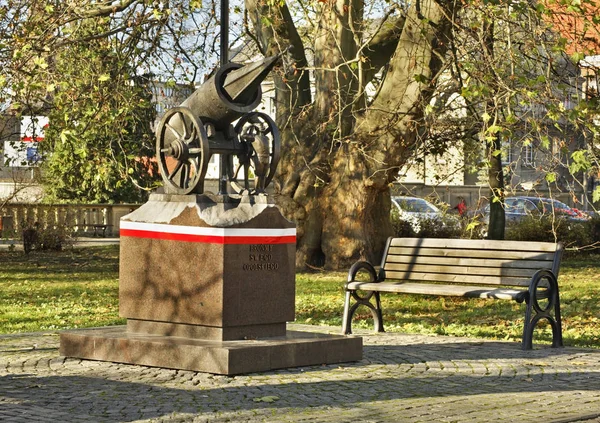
xmin=342 ymin=238 xmax=564 ymax=350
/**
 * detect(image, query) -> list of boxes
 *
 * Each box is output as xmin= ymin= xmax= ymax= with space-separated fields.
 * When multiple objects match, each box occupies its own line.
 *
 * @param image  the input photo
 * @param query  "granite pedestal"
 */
xmin=60 ymin=194 xmax=362 ymax=375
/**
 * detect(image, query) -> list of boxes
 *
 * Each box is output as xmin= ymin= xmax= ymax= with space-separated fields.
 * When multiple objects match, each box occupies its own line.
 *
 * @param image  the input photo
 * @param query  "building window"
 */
xmin=501 ymin=139 xmax=513 ymax=166
xmin=586 ymin=76 xmax=598 ymax=99
xmin=563 ymin=91 xmax=575 ymax=110
xmin=524 ymin=144 xmax=535 ymax=166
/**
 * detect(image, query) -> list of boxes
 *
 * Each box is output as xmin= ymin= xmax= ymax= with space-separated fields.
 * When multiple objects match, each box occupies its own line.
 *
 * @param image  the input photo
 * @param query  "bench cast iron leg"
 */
xmin=553 ymin=295 xmax=563 ymax=348
xmin=341 ymin=289 xmax=385 ymax=335
xmin=374 ymin=292 xmax=384 ymax=332
xmin=521 ymin=270 xmax=563 ymax=350
xmin=522 ymin=300 xmax=534 ymax=350
xmin=342 ymin=290 xmax=353 ymax=334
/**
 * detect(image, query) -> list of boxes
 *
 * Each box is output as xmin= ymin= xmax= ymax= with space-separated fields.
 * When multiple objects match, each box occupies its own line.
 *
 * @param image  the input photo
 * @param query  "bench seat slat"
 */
xmin=381 ymin=270 xmax=531 ymax=286
xmin=384 ymin=255 xmax=554 ymax=270
xmin=388 ymin=237 xmax=559 ymax=252
xmin=346 ymin=281 xmax=540 ymax=301
xmin=386 ymin=246 xmax=556 ymax=261
xmin=383 ymin=262 xmax=546 ymax=278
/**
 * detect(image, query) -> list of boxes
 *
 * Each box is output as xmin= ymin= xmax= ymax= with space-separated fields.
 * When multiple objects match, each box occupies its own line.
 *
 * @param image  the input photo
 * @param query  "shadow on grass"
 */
xmin=0 ymin=247 xmax=120 ymax=283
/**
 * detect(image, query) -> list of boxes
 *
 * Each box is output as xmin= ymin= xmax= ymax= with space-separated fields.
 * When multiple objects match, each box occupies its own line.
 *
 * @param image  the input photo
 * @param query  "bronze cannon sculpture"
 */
xmin=155 ymin=54 xmax=282 ymax=195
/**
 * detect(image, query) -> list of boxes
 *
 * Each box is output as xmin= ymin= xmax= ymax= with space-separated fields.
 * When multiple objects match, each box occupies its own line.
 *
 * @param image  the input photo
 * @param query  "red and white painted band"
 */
xmin=119 ymin=220 xmax=296 ymax=244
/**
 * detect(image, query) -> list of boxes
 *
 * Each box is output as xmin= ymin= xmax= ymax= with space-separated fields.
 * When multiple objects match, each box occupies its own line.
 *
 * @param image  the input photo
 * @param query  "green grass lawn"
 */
xmin=1 ymin=245 xmax=598 ymax=348
xmin=0 ymin=246 xmax=123 ymax=333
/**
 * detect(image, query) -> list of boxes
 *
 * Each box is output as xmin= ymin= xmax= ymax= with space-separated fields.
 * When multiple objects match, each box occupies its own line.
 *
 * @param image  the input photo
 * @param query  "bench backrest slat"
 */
xmin=385 ymin=253 xmax=554 ymax=270
xmin=385 ymin=262 xmax=550 ymax=278
xmin=387 ymin=246 xmax=557 ymax=262
xmin=381 ymin=238 xmax=562 ymax=287
xmin=387 ymin=237 xmax=559 ymax=252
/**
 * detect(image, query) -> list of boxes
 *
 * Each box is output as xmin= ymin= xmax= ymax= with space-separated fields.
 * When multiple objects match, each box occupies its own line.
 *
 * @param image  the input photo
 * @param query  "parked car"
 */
xmin=478 ymin=196 xmax=590 ymax=229
xmin=392 ymin=196 xmax=441 ymax=217
xmin=391 ymin=196 xmax=460 ymax=234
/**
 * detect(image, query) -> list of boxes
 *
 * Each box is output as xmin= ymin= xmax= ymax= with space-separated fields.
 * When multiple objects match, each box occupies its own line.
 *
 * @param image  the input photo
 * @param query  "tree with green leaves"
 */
xmin=1 ymin=0 xmax=599 ymax=265
xmin=244 ymin=0 xmax=600 ymax=264
xmin=444 ymin=0 xmax=600 ymax=239
xmin=245 ymin=0 xmax=458 ymax=268
xmin=39 ymin=19 xmax=157 ymax=204
xmin=0 ymin=1 xmax=222 ymax=203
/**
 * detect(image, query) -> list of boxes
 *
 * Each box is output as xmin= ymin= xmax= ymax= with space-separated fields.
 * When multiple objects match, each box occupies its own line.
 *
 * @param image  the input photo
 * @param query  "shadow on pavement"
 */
xmin=361 ymin=340 xmax=598 ymax=363
xmin=2 ymin=357 xmax=600 ymax=423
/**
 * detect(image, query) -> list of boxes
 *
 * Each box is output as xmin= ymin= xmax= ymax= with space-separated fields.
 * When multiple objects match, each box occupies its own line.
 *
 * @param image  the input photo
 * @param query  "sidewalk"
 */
xmin=2 ymin=325 xmax=600 ymax=422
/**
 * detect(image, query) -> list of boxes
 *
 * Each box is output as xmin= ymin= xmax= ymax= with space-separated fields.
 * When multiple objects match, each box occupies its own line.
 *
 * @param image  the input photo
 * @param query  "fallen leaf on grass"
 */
xmin=253 ymin=396 xmax=279 ymax=403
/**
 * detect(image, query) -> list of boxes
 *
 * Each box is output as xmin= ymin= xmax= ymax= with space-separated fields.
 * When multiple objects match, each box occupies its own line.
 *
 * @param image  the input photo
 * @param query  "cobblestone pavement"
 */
xmin=2 ymin=325 xmax=600 ymax=423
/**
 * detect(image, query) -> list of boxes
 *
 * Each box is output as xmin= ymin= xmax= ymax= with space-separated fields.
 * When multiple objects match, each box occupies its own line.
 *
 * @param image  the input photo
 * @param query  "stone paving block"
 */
xmin=3 ymin=325 xmax=600 ymax=422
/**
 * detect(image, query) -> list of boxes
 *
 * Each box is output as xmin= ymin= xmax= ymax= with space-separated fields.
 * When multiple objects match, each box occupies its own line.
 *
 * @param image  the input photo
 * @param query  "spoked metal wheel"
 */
xmin=156 ymin=107 xmax=210 ymax=194
xmin=228 ymin=112 xmax=281 ymax=194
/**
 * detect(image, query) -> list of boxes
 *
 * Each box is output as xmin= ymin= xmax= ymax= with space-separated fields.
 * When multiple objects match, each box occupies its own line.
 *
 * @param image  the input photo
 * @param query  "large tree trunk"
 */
xmin=246 ymin=0 xmax=458 ymax=269
xmin=318 ymin=0 xmax=456 ymax=268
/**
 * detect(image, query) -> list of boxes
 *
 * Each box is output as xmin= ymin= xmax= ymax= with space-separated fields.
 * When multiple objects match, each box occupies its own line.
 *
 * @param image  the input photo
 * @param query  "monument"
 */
xmin=59 ymin=49 xmax=362 ymax=375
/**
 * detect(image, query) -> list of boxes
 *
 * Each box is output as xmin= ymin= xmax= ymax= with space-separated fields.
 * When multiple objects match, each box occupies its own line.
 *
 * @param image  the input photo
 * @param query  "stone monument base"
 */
xmin=60 ymin=194 xmax=363 ymax=375
xmin=60 ymin=326 xmax=363 ymax=375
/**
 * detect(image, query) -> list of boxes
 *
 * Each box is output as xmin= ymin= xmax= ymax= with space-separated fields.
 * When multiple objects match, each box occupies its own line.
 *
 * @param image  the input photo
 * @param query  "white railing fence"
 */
xmin=0 ymin=203 xmax=139 ymax=238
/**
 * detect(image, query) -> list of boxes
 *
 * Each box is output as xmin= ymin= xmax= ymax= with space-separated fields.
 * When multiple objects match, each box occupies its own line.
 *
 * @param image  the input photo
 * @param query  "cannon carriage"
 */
xmin=155 ymin=56 xmax=282 ymax=195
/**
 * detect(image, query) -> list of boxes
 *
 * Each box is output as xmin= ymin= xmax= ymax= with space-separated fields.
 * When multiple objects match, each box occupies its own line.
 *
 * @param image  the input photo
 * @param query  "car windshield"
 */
xmin=393 ymin=198 xmax=439 ymax=213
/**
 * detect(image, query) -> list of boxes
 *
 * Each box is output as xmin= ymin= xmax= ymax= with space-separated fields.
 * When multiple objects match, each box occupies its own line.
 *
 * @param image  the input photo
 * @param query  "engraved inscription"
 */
xmin=244 ymin=244 xmax=279 ymax=271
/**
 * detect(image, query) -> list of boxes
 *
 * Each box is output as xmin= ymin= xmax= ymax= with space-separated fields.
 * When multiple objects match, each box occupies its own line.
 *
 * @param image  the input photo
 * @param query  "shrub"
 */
xmin=586 ymin=215 xmax=600 ymax=244
xmin=390 ymin=208 xmax=416 ymax=237
xmin=417 ymin=215 xmax=463 ymax=238
xmin=505 ymin=215 xmax=592 ymax=248
xmin=461 ymin=216 xmax=487 ymax=239
xmin=21 ymin=222 xmax=74 ymax=253
xmin=390 ymin=208 xmax=462 ymax=238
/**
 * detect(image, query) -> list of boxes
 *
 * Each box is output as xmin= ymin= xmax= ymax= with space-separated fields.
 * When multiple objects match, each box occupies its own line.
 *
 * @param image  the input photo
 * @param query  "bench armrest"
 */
xmin=527 ymin=269 xmax=559 ymax=302
xmin=347 ymin=261 xmax=380 ymax=284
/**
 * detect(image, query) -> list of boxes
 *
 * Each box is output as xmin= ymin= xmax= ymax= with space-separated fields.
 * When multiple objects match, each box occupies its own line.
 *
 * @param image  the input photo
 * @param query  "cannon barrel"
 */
xmin=180 ymin=53 xmax=281 ymax=130
xmin=156 ymin=51 xmax=285 ymax=195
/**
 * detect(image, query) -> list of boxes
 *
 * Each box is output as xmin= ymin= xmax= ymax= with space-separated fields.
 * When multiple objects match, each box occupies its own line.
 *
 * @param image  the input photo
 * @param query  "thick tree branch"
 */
xmin=71 ymin=0 xmax=139 ymax=19
xmin=362 ymin=14 xmax=405 ymax=84
xmin=245 ymin=0 xmax=311 ymax=111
